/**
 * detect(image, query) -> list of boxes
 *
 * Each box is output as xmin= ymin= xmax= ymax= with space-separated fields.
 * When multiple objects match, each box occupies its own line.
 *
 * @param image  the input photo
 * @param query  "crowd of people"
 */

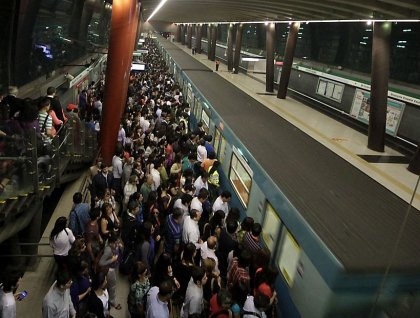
xmin=2 ymin=37 xmax=280 ymax=318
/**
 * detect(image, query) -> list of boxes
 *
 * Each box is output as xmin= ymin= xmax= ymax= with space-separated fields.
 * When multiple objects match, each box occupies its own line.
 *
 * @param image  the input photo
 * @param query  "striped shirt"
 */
xmin=165 ymin=214 xmax=182 ymax=254
xmin=242 ymin=232 xmax=262 ymax=254
xmin=38 ymin=111 xmax=52 ymax=133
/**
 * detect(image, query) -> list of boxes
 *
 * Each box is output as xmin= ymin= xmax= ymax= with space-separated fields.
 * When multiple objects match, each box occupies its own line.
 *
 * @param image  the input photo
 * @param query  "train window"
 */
xmin=195 ymin=100 xmax=202 ymax=121
xmin=219 ymin=135 xmax=227 ymax=163
xmin=229 ymin=148 xmax=253 ymax=207
xmin=262 ymin=203 xmax=281 ymax=252
xmin=213 ymin=128 xmax=221 ymax=155
xmin=278 ymin=230 xmax=301 ymax=287
xmin=201 ymin=110 xmax=210 ymax=133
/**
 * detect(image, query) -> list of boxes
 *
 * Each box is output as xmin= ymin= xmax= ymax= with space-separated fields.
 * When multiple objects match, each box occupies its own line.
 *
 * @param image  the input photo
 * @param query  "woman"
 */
xmin=202 ymin=210 xmax=224 ymax=242
xmin=87 ymin=272 xmax=110 ymax=318
xmin=152 ymin=252 xmax=180 ymax=290
xmin=173 ymin=243 xmax=196 ymax=301
xmin=85 ymin=207 xmax=103 ymax=267
xmin=48 ymin=104 xmax=63 ymax=134
xmin=136 ymin=221 xmax=155 ymax=270
xmin=124 ymin=175 xmax=139 ymax=211
xmin=100 ymin=203 xmax=120 ymax=241
xmin=67 ymin=238 xmax=89 ymax=276
xmin=49 ymin=216 xmax=75 ymax=268
xmin=127 ymin=261 xmax=151 ymax=318
xmin=70 ymin=261 xmax=91 ymax=317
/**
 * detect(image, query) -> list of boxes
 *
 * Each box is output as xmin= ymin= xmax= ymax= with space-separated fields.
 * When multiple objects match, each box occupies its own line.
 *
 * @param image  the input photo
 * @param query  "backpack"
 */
xmin=119 ymin=249 xmax=136 ymax=275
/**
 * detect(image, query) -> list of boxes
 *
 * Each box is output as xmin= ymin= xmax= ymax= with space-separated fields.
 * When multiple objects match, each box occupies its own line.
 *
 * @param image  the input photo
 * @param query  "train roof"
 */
xmin=158 ymin=38 xmax=420 ymax=272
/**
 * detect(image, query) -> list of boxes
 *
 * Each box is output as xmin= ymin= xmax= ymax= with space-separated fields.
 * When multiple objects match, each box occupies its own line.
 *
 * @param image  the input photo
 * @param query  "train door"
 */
xmin=229 ymin=146 xmax=253 ymax=208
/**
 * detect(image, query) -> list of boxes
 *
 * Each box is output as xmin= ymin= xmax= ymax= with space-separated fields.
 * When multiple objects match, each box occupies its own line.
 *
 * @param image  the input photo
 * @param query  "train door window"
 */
xmin=277 ymin=230 xmax=301 ymax=287
xmin=195 ymin=100 xmax=203 ymax=122
xmin=229 ymin=147 xmax=253 ymax=207
xmin=213 ymin=128 xmax=221 ymax=155
xmin=262 ymin=203 xmax=281 ymax=252
xmin=219 ymin=135 xmax=227 ymax=163
xmin=201 ymin=109 xmax=210 ymax=134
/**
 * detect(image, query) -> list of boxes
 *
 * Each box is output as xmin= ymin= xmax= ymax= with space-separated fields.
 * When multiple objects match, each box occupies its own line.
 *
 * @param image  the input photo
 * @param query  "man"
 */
xmin=182 ymin=209 xmax=203 ymax=250
xmin=38 ymin=97 xmax=53 ymax=138
xmin=173 ymin=193 xmax=192 ymax=217
xmin=91 ymin=164 xmax=113 ymax=203
xmin=42 ymin=271 xmax=76 ymax=318
xmin=190 ymin=188 xmax=209 ymax=214
xmin=146 ymin=280 xmax=173 ymax=318
xmin=68 ymin=192 xmax=90 ymax=237
xmin=112 ymin=150 xmax=124 ymax=200
xmin=193 ymin=172 xmax=209 ymax=196
xmin=200 ymin=236 xmax=220 ymax=275
xmin=164 ymin=208 xmax=183 ymax=257
xmin=196 ymin=139 xmax=207 ymax=164
xmin=243 ymin=223 xmax=263 ymax=254
xmin=212 ymin=190 xmax=231 ymax=217
xmin=46 ymin=86 xmax=66 ymax=122
xmin=0 ymin=273 xmax=21 ymax=318
xmin=182 ymin=266 xmax=207 ymax=318
xmin=216 ymin=220 xmax=238 ymax=280
xmin=140 ymin=175 xmax=153 ymax=204
xmin=121 ymin=200 xmax=140 ymax=249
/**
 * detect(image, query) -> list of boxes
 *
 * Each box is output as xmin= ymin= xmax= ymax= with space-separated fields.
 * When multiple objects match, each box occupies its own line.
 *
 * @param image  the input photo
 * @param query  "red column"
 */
xmin=101 ymin=0 xmax=139 ymax=165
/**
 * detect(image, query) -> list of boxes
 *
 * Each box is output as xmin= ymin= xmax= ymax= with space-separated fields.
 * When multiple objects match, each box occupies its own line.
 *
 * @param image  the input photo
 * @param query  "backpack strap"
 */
xmin=243 ymin=311 xmax=263 ymax=318
xmin=41 ymin=114 xmax=49 ymax=133
xmin=71 ymin=207 xmax=83 ymax=235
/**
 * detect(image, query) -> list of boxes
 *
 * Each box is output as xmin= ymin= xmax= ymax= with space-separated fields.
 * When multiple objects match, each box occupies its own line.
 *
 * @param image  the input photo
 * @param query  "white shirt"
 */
xmin=94 ymin=100 xmax=102 ymax=113
xmin=50 ymin=228 xmax=75 ymax=256
xmin=197 ymin=145 xmax=207 ymax=162
xmin=98 ymin=290 xmax=110 ymax=318
xmin=146 ymin=286 xmax=169 ymax=318
xmin=112 ymin=155 xmax=123 ymax=178
xmin=212 ymin=196 xmax=229 ymax=216
xmin=0 ymin=292 xmax=16 ymax=318
xmin=182 ymin=216 xmax=201 ymax=249
xmin=151 ymin=168 xmax=161 ymax=191
xmin=243 ymin=296 xmax=267 ymax=318
xmin=182 ymin=279 xmax=203 ymax=318
xmin=193 ymin=177 xmax=208 ymax=196
xmin=200 ymin=242 xmax=220 ymax=275
xmin=190 ymin=197 xmax=203 ymax=213
xmin=174 ymin=198 xmax=189 ymax=216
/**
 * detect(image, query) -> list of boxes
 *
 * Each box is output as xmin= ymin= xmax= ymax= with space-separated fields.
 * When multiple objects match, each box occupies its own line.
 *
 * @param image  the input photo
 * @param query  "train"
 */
xmin=152 ymin=34 xmax=420 ymax=318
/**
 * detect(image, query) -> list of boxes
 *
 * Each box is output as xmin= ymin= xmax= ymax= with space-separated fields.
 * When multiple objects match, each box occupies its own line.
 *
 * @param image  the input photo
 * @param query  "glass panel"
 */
xmin=229 ymin=153 xmax=252 ymax=207
xmin=230 ymin=168 xmax=249 ymax=206
xmin=201 ymin=110 xmax=209 ymax=133
xmin=278 ymin=230 xmax=301 ymax=287
xmin=234 ymin=159 xmax=252 ymax=192
xmin=219 ymin=135 xmax=227 ymax=163
xmin=262 ymin=203 xmax=282 ymax=252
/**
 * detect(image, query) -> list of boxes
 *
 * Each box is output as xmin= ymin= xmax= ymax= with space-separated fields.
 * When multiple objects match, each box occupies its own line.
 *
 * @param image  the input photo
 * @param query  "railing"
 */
xmin=0 ymin=117 xmax=97 ymax=201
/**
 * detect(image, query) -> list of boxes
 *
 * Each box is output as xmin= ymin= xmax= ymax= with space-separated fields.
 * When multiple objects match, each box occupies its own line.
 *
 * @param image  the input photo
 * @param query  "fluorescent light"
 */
xmin=176 ymin=19 xmax=420 ymax=25
xmin=146 ymin=0 xmax=168 ymax=22
xmin=242 ymin=57 xmax=260 ymax=62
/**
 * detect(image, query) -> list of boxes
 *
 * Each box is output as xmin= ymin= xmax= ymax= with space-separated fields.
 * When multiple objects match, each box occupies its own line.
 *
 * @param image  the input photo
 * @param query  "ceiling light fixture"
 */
xmin=146 ymin=0 xmax=168 ymax=22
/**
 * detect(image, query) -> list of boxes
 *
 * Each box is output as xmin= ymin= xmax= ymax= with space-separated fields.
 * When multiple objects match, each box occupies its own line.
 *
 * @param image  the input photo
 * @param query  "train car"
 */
xmin=155 ymin=35 xmax=420 ymax=318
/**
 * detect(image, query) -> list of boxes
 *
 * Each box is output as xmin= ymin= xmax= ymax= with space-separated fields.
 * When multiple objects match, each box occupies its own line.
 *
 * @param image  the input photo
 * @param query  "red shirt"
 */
xmin=209 ymin=294 xmax=229 ymax=318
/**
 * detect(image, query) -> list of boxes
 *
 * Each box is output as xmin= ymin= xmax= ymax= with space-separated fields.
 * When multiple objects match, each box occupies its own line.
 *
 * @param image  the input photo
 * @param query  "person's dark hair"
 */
xmin=182 ymin=242 xmax=196 ymax=264
xmin=217 ymin=289 xmax=233 ymax=308
xmin=208 ymin=151 xmax=216 ymax=160
xmin=91 ymin=272 xmax=107 ymax=290
xmin=181 ymin=193 xmax=193 ymax=205
xmin=89 ymin=207 xmax=101 ymax=220
xmin=172 ymin=207 xmax=183 ymax=220
xmin=197 ymin=188 xmax=209 ymax=200
xmin=226 ymin=219 xmax=238 ymax=234
xmin=56 ymin=270 xmax=72 ymax=287
xmin=50 ymin=217 xmax=67 ymax=240
xmin=191 ymin=266 xmax=205 ymax=284
xmin=128 ymin=200 xmax=139 ymax=211
xmin=130 ymin=261 xmax=148 ymax=283
xmin=73 ymin=192 xmax=83 ymax=204
xmin=46 ymin=86 xmax=56 ymax=95
xmin=254 ymin=248 xmax=271 ymax=269
xmin=251 ymin=223 xmax=262 ymax=237
xmin=204 ymin=135 xmax=212 ymax=143
xmin=190 ymin=209 xmax=200 ymax=219
xmin=238 ymin=249 xmax=252 ymax=268
xmin=39 ymin=97 xmax=51 ymax=109
xmin=254 ymin=292 xmax=271 ymax=311
xmin=101 ymin=202 xmax=112 ymax=216
xmin=2 ymin=272 xmax=21 ymax=292
xmin=240 ymin=217 xmax=254 ymax=232
xmin=220 ymin=190 xmax=231 ymax=199
xmin=158 ymin=279 xmax=174 ymax=297
xmin=200 ymin=171 xmax=209 ymax=179
xmin=226 ymin=207 xmax=240 ymax=224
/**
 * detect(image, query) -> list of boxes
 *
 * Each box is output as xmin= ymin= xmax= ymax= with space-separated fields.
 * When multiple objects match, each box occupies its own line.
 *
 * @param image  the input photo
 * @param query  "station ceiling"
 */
xmin=141 ymin=0 xmax=420 ymax=23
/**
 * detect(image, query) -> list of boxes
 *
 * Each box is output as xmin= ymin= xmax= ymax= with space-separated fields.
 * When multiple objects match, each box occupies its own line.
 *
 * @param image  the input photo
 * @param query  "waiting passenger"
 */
xmin=181 ymin=266 xmax=207 ymax=318
xmin=146 ymin=280 xmax=174 ymax=318
xmin=243 ymin=223 xmax=263 ymax=254
xmin=42 ymin=271 xmax=76 ymax=318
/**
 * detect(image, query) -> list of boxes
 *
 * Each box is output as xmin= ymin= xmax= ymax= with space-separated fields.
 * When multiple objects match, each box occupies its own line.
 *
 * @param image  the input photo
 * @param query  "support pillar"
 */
xmin=176 ymin=24 xmax=181 ymax=42
xmin=187 ymin=25 xmax=192 ymax=49
xmin=196 ymin=25 xmax=202 ymax=53
xmin=277 ymin=22 xmax=300 ymax=99
xmin=101 ymin=0 xmax=138 ymax=165
xmin=266 ymin=23 xmax=275 ymax=92
xmin=233 ymin=23 xmax=243 ymax=74
xmin=211 ymin=24 xmax=217 ymax=61
xmin=227 ymin=24 xmax=234 ymax=71
xmin=368 ymin=22 xmax=391 ymax=152
xmin=181 ymin=25 xmax=186 ymax=45
xmin=207 ymin=24 xmax=212 ymax=59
